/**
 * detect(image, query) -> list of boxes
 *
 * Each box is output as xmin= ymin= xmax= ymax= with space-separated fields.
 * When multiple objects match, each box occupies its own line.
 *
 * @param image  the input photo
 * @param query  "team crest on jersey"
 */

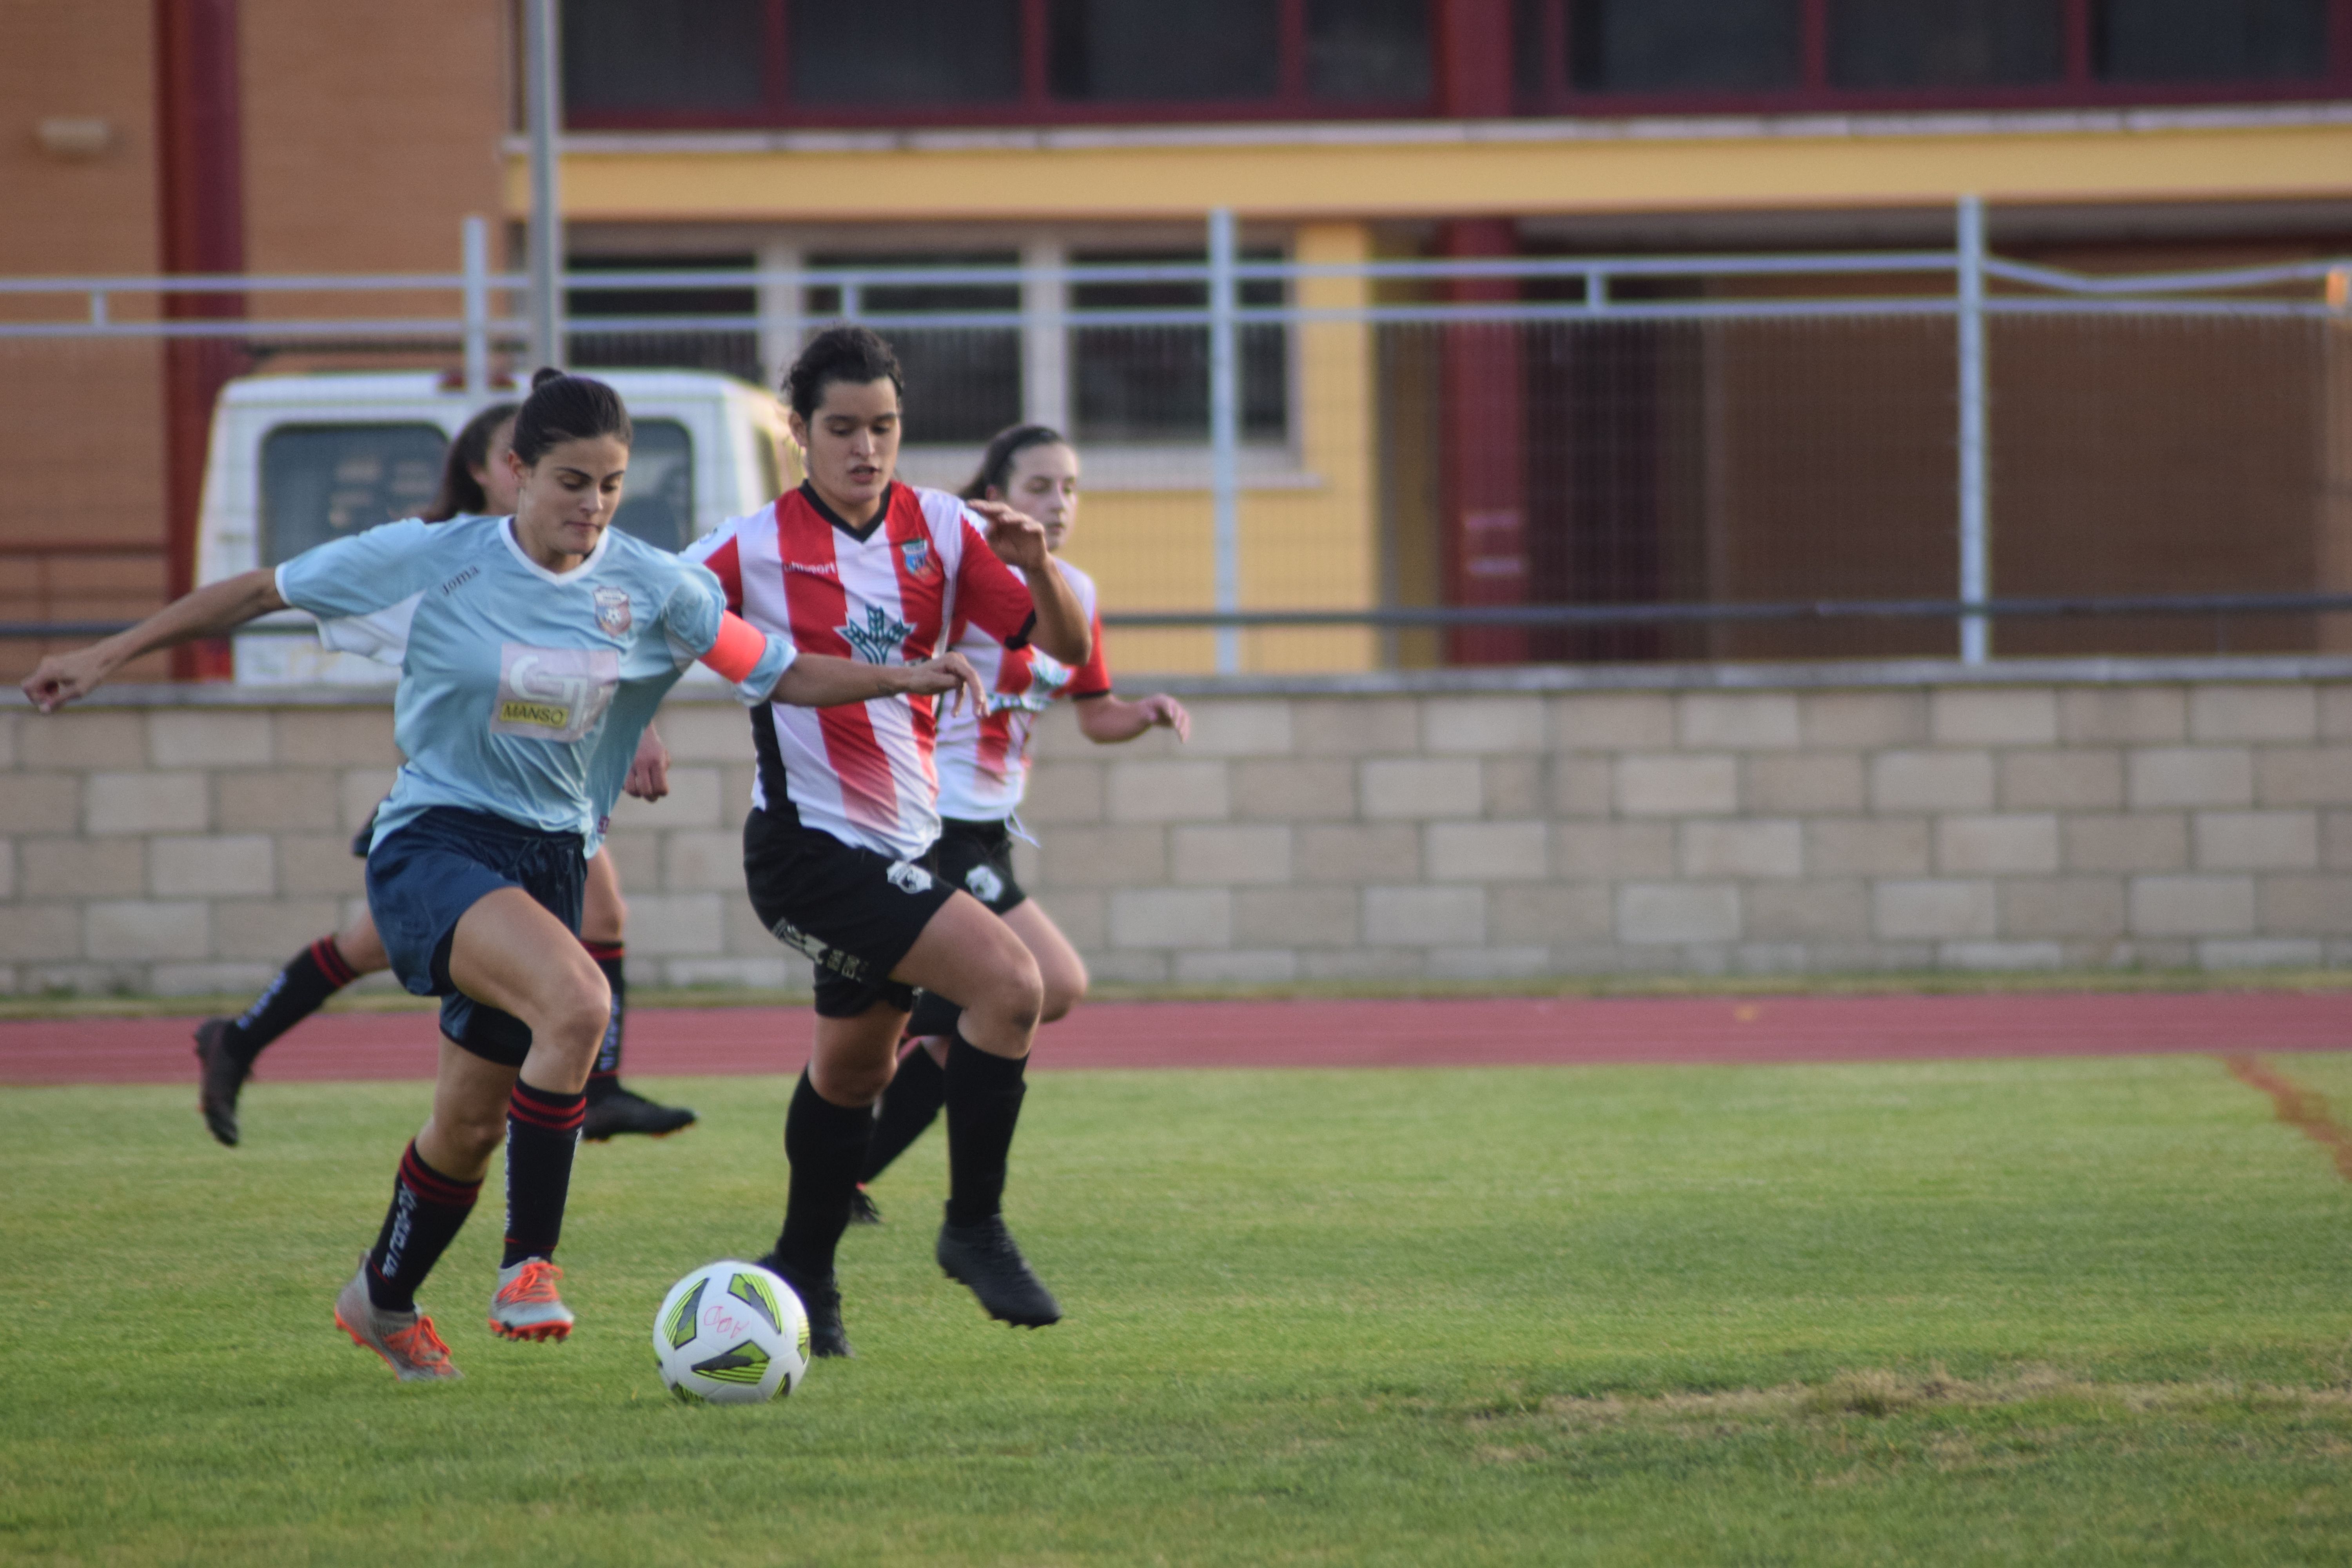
xmin=840 ymin=604 xmax=915 ymax=665
xmin=898 ymin=536 xmax=938 ymax=581
xmin=592 ymin=587 xmax=633 ymax=637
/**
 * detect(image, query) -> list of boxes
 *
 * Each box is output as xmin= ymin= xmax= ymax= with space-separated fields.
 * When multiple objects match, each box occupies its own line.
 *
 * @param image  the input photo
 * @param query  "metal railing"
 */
xmin=4 ymin=201 xmax=2348 ymax=669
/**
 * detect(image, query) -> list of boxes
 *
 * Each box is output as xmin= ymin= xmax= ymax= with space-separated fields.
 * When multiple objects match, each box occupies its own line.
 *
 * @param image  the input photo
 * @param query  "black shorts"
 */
xmin=365 ymin=806 xmax=586 ymax=1068
xmin=927 ymin=817 xmax=1025 ymax=916
xmin=742 ymin=804 xmax=957 ymax=1019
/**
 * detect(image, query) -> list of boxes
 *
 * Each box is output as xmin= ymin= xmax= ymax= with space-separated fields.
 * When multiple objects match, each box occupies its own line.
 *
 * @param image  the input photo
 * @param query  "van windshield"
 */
xmin=260 ymin=423 xmax=446 ymax=565
xmin=611 ymin=419 xmax=694 ymax=552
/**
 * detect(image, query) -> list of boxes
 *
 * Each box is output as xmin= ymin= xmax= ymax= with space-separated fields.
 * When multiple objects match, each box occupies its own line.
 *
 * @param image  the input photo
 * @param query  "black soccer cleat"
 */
xmin=581 ymin=1087 xmax=698 ymax=1142
xmin=936 ymin=1211 xmax=1062 ymax=1328
xmin=192 ymin=1018 xmax=247 ymax=1148
xmin=758 ymin=1254 xmax=853 ymax=1358
xmin=846 ymin=1187 xmax=883 ymax=1227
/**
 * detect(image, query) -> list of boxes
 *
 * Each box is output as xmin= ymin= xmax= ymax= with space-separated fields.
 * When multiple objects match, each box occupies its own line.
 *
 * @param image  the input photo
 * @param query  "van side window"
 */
xmin=611 ymin=418 xmax=695 ymax=551
xmin=260 ymin=423 xmax=446 ymax=566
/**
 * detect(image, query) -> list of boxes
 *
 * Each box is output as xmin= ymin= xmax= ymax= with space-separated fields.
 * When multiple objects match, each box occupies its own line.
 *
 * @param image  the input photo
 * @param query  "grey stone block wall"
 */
xmin=7 ymin=661 xmax=2352 ymax=994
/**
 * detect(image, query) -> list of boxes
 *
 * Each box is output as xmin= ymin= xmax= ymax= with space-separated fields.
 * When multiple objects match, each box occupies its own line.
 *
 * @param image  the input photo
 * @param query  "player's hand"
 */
xmin=1138 ymin=693 xmax=1191 ymax=742
xmin=624 ymin=724 xmax=671 ymax=801
xmin=968 ymin=499 xmax=1052 ymax=574
xmin=20 ymin=645 xmax=116 ymax=714
xmin=898 ymin=652 xmax=985 ymax=716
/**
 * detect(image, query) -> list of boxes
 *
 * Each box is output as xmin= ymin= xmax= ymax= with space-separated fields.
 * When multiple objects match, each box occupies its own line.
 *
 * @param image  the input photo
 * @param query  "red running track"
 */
xmin=2 ymin=992 xmax=2349 ymax=1087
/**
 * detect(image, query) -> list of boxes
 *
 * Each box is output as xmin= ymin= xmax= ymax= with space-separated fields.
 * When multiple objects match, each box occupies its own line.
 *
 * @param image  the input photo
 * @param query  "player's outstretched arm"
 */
xmin=771 ymin=652 xmax=985 ymax=715
xmin=21 ymin=568 xmax=287 ymax=713
xmin=1076 ymin=692 xmax=1191 ymax=745
xmin=967 ymin=499 xmax=1091 ymax=668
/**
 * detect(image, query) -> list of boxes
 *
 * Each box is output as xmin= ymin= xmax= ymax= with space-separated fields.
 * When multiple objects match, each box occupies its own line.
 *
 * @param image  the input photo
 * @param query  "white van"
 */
xmin=194 ymin=370 xmax=794 ymax=684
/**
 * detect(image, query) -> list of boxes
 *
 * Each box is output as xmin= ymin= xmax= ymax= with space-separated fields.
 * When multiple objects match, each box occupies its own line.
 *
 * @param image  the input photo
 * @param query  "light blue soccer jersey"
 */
xmin=275 ymin=514 xmax=787 ymax=855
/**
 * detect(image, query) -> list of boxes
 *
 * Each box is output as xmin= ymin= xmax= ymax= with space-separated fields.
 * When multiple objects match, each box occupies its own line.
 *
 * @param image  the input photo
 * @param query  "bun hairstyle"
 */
xmin=784 ymin=324 xmax=904 ymax=421
xmin=421 ymin=399 xmax=522 ymax=521
xmin=510 ymin=367 xmax=633 ymax=465
xmin=960 ymin=423 xmax=1069 ymax=502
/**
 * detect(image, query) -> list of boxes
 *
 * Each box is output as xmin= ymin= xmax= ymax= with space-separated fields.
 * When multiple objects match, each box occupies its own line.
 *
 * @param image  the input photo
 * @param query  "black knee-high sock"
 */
xmin=501 ymin=1080 xmax=586 ymax=1268
xmin=583 ymin=942 xmax=626 ymax=1102
xmin=772 ymin=1070 xmax=873 ymax=1281
xmin=365 ymin=1141 xmax=480 ymax=1312
xmin=860 ymin=1042 xmax=947 ymax=1183
xmin=944 ymin=1034 xmax=1028 ymax=1227
xmin=223 ymin=937 xmax=358 ymax=1068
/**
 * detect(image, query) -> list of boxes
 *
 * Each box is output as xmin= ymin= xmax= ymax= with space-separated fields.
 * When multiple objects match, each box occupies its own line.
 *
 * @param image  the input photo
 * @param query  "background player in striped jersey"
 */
xmin=192 ymin=402 xmax=697 ymax=1147
xmin=25 ymin=370 xmax=981 ymax=1381
xmin=851 ymin=423 xmax=1189 ymax=1222
xmin=684 ymin=326 xmax=1093 ymax=1356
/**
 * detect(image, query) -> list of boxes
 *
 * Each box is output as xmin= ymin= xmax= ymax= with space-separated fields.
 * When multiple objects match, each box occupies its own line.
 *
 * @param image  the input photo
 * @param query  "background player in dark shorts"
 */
xmin=684 ymin=328 xmax=1096 ymax=1357
xmin=852 ymin=425 xmax=1189 ymax=1220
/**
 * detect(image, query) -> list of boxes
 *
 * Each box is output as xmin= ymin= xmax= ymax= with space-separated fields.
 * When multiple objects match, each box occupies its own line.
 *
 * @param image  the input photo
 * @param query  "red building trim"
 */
xmin=155 ymin=0 xmax=246 ymax=679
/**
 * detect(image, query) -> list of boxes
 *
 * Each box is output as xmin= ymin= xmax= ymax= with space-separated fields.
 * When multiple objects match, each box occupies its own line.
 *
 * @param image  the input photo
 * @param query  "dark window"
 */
xmin=1570 ymin=0 xmax=1802 ymax=92
xmin=789 ymin=0 xmax=1021 ymax=103
xmin=1070 ymin=250 xmax=1287 ymax=444
xmin=2097 ymin=0 xmax=2328 ymax=80
xmin=1830 ymin=0 xmax=2065 ymax=87
xmin=567 ymin=255 xmax=761 ymax=384
xmin=805 ymin=253 xmax=1024 ymax=444
xmin=1050 ymin=0 xmax=1281 ymax=100
xmin=260 ymin=425 xmax=446 ymax=566
xmin=1308 ymin=0 xmax=1432 ymax=100
xmin=610 ymin=420 xmax=697 ymax=552
xmin=563 ymin=0 xmax=765 ymax=113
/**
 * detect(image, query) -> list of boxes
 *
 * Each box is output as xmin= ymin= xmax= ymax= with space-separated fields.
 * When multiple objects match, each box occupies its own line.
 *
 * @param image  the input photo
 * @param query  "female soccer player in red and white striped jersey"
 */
xmin=684 ymin=326 xmax=1094 ymax=1356
xmin=849 ymin=424 xmax=1188 ymax=1220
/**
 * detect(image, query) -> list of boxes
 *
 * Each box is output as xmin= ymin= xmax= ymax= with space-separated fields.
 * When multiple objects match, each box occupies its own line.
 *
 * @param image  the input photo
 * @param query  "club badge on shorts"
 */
xmin=965 ymin=864 xmax=1005 ymax=904
xmin=592 ymin=586 xmax=633 ymax=637
xmin=887 ymin=860 xmax=935 ymax=895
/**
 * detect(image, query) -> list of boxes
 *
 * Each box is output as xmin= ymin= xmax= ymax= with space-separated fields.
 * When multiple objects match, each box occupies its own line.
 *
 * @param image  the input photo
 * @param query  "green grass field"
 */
xmin=5 ymin=1055 xmax=2352 ymax=1564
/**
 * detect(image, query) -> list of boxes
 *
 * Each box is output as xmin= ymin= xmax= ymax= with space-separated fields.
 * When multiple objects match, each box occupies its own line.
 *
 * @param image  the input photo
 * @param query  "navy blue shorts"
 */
xmin=365 ymin=806 xmax=587 ymax=1067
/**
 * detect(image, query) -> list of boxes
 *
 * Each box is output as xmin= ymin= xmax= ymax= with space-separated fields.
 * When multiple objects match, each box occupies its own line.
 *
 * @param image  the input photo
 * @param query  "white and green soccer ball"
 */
xmin=652 ymin=1260 xmax=810 ymax=1404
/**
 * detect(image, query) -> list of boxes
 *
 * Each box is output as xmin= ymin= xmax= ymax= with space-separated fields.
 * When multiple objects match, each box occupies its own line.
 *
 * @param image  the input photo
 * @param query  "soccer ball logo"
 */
xmin=652 ymin=1260 xmax=811 ymax=1404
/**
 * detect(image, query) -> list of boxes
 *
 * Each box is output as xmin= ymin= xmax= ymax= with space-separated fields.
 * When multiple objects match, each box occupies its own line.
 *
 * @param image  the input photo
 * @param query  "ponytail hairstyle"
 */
xmin=421 ymin=400 xmax=522 ymax=521
xmin=960 ymin=422 xmax=1070 ymax=502
xmin=510 ymin=367 xmax=633 ymax=465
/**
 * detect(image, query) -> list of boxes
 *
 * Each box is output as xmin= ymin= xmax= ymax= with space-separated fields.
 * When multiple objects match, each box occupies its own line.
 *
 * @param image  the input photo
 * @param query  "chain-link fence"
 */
xmin=5 ymin=208 xmax=2348 ymax=676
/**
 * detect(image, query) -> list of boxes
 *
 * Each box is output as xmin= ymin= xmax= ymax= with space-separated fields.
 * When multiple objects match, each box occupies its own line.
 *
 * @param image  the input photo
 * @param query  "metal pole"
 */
xmin=1208 ymin=207 xmax=1241 ymax=675
xmin=524 ymin=0 xmax=564 ymax=372
xmin=1956 ymin=194 xmax=1990 ymax=664
xmin=461 ymin=214 xmax=490 ymax=399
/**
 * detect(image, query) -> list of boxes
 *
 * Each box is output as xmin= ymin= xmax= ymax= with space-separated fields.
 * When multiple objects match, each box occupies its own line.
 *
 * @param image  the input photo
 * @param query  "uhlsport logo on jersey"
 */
xmin=839 ymin=604 xmax=915 ymax=665
xmin=491 ymin=644 xmax=619 ymax=742
xmin=899 ymin=536 xmax=938 ymax=581
xmin=592 ymin=586 xmax=633 ymax=637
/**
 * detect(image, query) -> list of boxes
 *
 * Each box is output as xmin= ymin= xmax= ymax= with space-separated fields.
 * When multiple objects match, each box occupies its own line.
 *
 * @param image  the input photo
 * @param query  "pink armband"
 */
xmin=701 ymin=612 xmax=768 ymax=683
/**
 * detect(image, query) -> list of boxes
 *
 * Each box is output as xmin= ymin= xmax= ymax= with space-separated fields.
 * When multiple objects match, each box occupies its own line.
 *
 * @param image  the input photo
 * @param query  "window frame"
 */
xmin=1513 ymin=0 xmax=2352 ymax=116
xmin=561 ymin=0 xmax=1437 ymax=129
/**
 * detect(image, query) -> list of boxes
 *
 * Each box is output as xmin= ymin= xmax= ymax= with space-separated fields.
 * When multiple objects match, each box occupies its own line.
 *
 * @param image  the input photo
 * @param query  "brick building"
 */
xmin=6 ymin=1 xmax=2352 ymax=677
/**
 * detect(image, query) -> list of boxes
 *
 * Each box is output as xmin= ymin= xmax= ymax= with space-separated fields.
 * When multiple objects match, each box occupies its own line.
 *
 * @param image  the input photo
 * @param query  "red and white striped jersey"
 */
xmin=933 ymin=559 xmax=1112 ymax=822
xmin=685 ymin=483 xmax=1037 ymax=860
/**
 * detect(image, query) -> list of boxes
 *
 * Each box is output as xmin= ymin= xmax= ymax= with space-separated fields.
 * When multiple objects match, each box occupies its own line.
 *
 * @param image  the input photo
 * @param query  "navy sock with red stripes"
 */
xmin=502 ymin=1079 xmax=586 ymax=1268
xmin=583 ymin=942 xmax=626 ymax=1103
xmin=364 ymin=1140 xmax=481 ymax=1313
xmin=222 ymin=937 xmax=358 ymax=1068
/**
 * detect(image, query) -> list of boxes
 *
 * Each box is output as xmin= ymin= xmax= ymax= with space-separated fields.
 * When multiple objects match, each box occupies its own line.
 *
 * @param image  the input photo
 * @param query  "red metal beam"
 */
xmin=154 ymin=0 xmax=247 ymax=679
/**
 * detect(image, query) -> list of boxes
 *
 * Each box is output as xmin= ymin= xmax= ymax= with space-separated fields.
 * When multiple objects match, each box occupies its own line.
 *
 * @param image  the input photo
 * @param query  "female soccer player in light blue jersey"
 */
xmin=23 ymin=368 xmax=983 ymax=1382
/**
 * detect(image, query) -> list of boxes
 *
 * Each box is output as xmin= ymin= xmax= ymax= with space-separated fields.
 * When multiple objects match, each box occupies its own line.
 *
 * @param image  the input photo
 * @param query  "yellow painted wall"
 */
xmin=1057 ymin=221 xmax=1379 ymax=675
xmin=517 ymin=116 xmax=2352 ymax=223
